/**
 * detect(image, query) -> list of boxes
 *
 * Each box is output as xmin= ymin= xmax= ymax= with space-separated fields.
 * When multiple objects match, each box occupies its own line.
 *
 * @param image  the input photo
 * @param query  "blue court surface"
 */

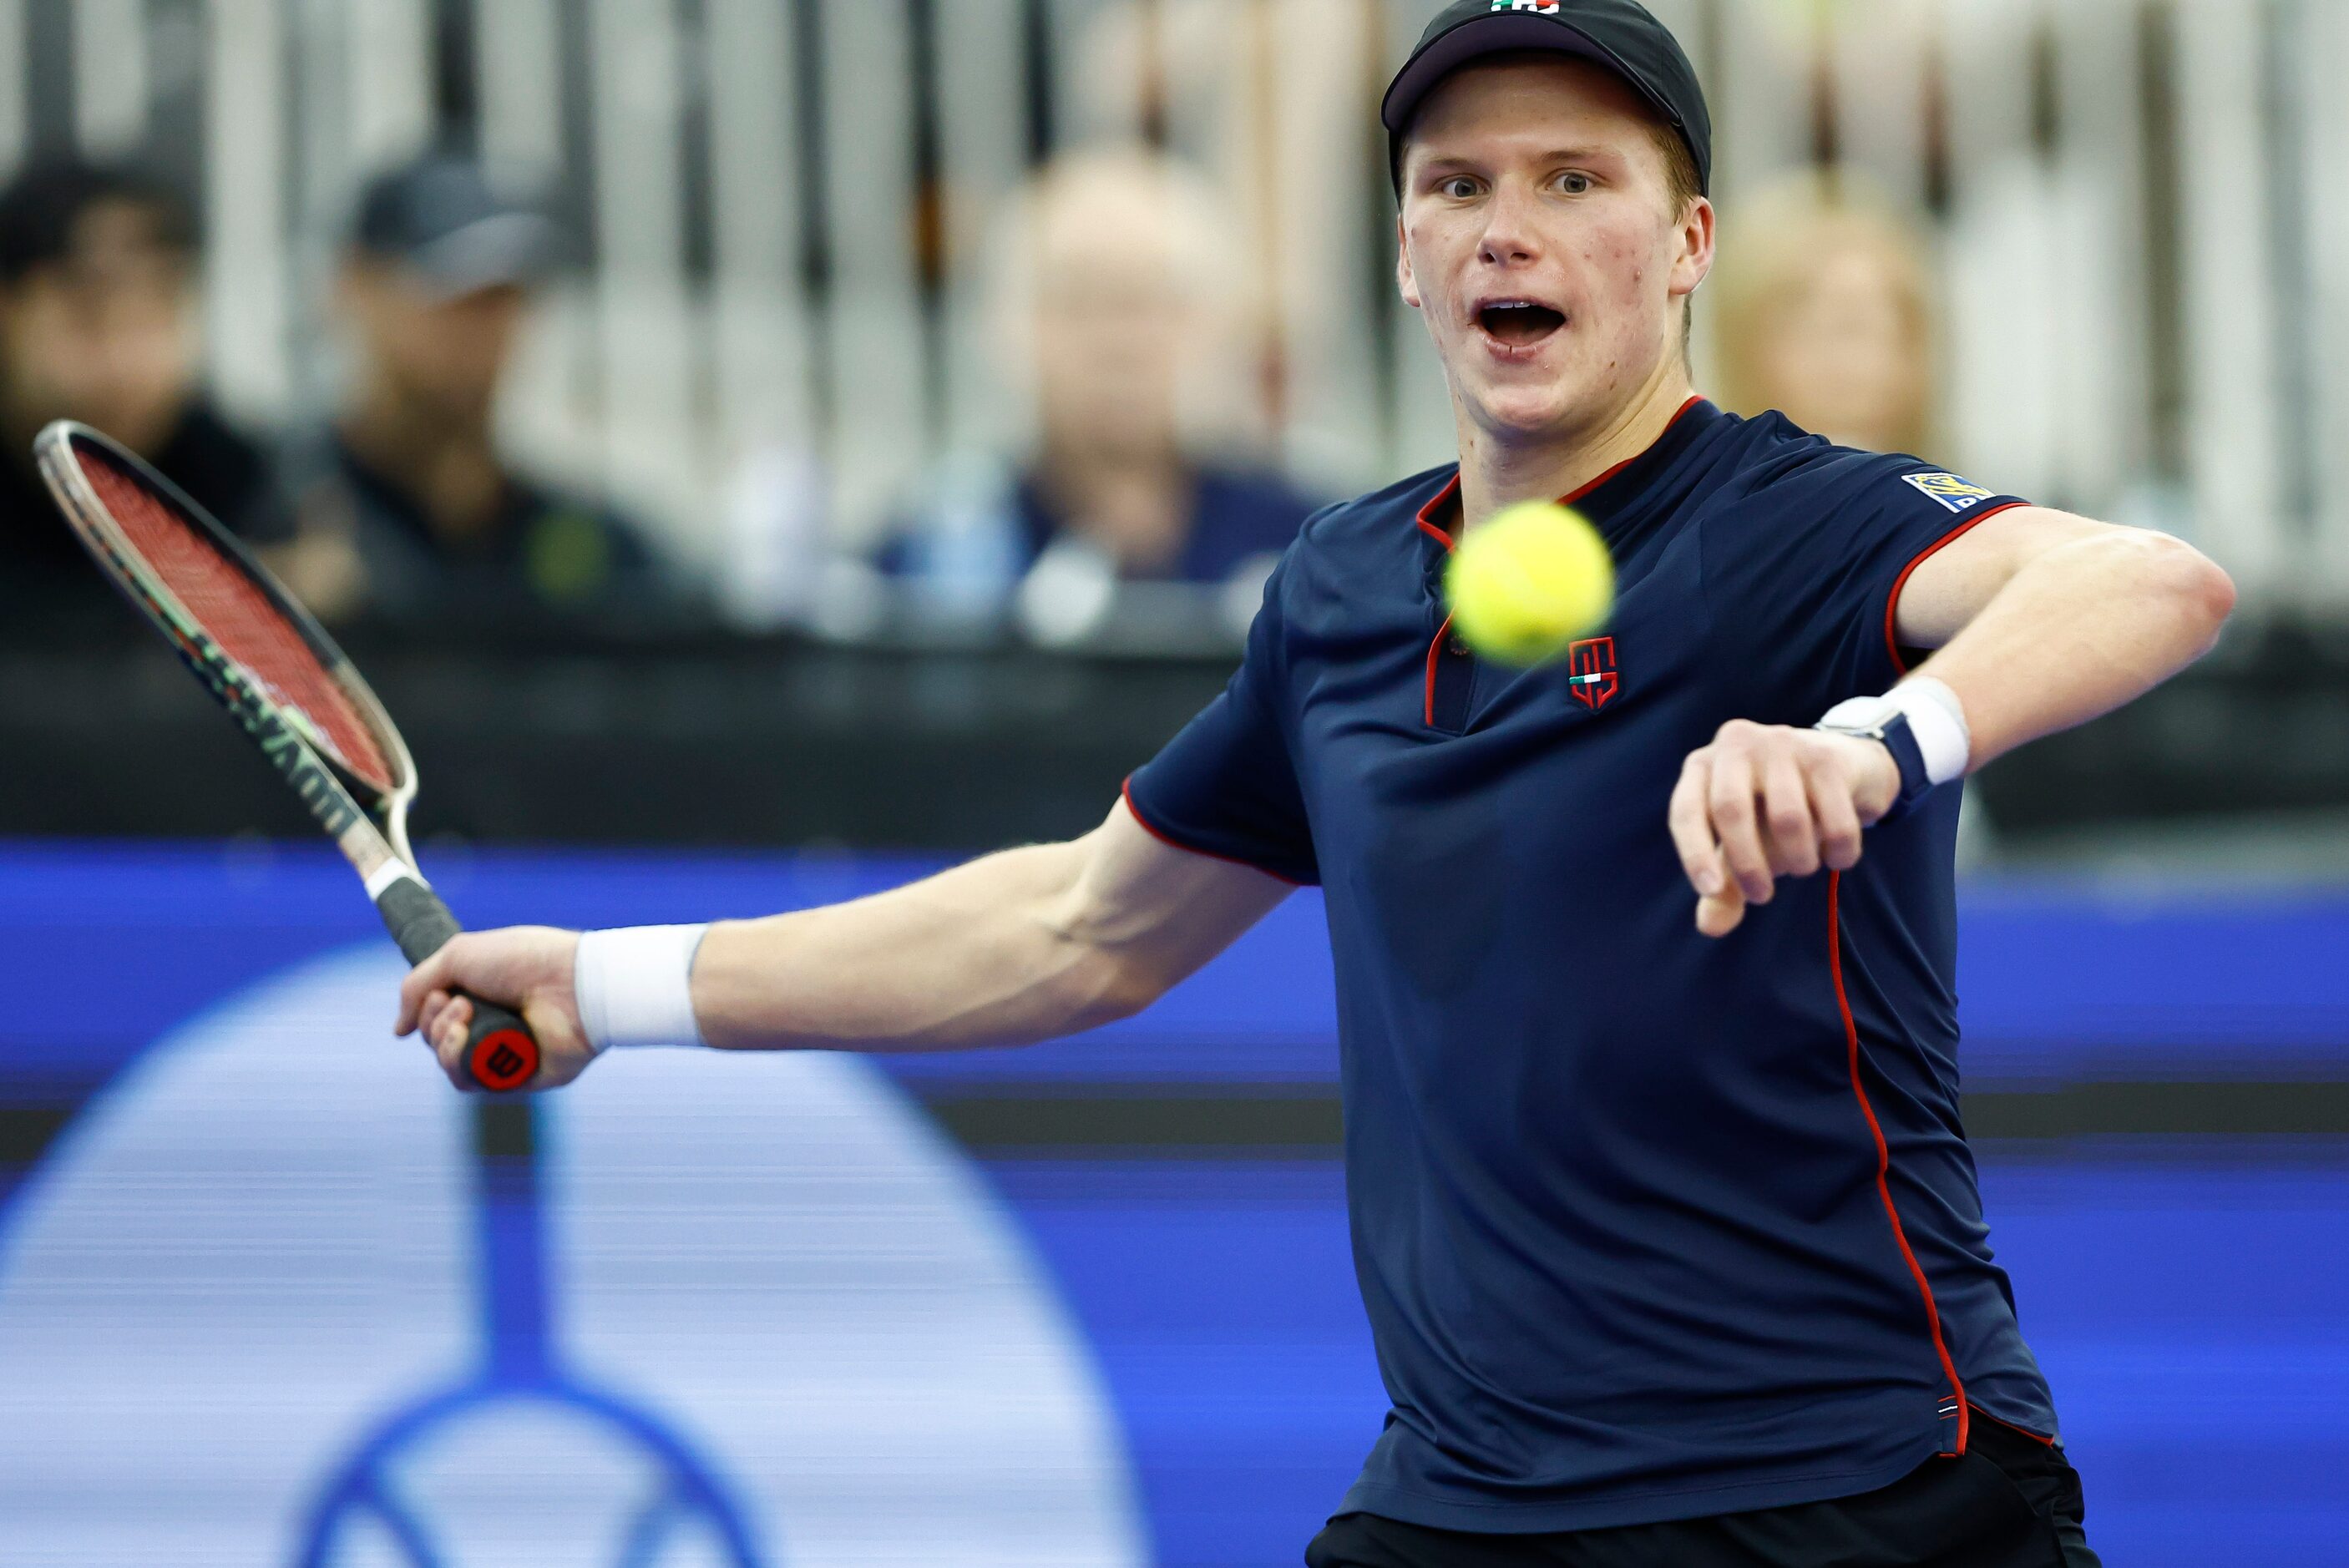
xmin=3 ymin=842 xmax=2346 ymax=1565
xmin=999 ymin=1156 xmax=2349 ymax=1566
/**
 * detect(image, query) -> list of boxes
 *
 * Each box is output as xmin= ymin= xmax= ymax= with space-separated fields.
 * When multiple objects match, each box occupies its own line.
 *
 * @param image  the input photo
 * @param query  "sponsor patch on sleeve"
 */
xmin=1901 ymin=471 xmax=1997 ymax=513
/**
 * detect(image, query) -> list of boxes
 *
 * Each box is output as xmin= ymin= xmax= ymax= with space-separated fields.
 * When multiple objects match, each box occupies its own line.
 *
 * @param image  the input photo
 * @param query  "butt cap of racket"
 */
xmin=464 ymin=1008 xmax=541 ymax=1092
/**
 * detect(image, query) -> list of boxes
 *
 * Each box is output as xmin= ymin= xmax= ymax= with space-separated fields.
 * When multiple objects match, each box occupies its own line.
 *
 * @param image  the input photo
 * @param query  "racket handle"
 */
xmin=376 ymin=876 xmax=543 ymax=1093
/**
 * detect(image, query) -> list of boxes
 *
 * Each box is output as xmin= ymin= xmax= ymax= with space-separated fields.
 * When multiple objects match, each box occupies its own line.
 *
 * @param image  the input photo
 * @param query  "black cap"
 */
xmin=1383 ymin=0 xmax=1711 ymax=198
xmin=0 ymin=159 xmax=196 ymax=285
xmin=351 ymin=155 xmax=565 ymax=298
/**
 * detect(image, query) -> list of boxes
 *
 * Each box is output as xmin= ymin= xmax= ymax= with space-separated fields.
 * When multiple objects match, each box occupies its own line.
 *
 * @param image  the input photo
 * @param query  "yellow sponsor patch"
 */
xmin=1902 ymin=472 xmax=1997 ymax=513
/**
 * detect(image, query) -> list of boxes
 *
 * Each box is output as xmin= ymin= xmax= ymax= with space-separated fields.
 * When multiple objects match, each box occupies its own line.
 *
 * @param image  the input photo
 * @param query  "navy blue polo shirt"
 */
xmin=1125 ymin=400 xmax=2061 ymax=1534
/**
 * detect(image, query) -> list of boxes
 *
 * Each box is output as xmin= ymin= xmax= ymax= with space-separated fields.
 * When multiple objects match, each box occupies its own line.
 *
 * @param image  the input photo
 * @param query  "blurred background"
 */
xmin=2 ymin=0 xmax=2347 ymax=1564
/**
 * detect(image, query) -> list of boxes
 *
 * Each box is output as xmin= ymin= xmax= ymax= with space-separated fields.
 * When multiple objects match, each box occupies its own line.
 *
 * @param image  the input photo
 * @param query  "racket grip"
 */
xmin=376 ymin=876 xmax=543 ymax=1093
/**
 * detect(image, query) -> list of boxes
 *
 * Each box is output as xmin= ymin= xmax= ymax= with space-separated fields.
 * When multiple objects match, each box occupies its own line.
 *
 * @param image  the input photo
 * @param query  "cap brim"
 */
xmin=402 ymin=212 xmax=564 ymax=300
xmin=1380 ymin=15 xmax=1683 ymax=138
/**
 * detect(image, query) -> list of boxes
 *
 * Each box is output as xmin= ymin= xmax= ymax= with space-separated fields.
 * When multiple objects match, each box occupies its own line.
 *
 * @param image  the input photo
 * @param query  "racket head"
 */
xmin=34 ymin=420 xmax=423 ymax=854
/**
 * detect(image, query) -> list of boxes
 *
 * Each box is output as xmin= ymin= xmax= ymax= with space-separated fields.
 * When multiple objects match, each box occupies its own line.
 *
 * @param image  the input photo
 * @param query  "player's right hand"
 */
xmin=395 ymin=926 xmax=595 ymax=1092
xmin=1668 ymin=719 xmax=1900 ymax=938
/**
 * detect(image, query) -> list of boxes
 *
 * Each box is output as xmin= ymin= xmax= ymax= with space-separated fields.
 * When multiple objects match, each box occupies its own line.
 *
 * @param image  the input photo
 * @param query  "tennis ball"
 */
xmin=1444 ymin=500 xmax=1615 ymax=667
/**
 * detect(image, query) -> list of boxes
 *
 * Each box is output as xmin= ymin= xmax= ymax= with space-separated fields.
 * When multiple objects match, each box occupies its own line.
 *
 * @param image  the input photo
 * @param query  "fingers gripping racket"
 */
xmin=35 ymin=422 xmax=539 ymax=1091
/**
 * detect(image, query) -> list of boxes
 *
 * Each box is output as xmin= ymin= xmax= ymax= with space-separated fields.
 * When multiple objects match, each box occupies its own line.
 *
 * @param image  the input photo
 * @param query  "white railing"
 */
xmin=1 ymin=0 xmax=2341 ymax=609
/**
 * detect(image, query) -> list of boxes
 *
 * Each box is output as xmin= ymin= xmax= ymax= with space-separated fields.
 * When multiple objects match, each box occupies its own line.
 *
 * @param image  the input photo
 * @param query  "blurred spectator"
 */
xmin=0 ymin=160 xmax=290 ymax=640
xmin=877 ymin=149 xmax=1322 ymax=644
xmin=1708 ymin=175 xmax=1939 ymax=458
xmin=293 ymin=155 xmax=692 ymax=637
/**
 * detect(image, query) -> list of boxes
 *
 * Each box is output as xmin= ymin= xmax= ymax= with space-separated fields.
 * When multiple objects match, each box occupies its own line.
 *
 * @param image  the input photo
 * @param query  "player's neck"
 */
xmin=1454 ymin=371 xmax=1696 ymax=534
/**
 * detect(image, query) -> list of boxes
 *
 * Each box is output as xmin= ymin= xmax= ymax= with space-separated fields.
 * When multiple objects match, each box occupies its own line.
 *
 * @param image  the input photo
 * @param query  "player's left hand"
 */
xmin=1668 ymin=720 xmax=1901 ymax=938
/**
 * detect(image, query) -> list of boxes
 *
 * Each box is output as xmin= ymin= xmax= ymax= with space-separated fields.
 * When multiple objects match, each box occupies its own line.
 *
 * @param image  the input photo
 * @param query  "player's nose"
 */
xmin=1475 ymin=184 xmax=1543 ymax=267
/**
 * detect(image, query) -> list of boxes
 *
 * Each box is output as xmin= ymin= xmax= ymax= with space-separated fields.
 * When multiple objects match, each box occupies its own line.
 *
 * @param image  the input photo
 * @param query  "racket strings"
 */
xmin=81 ymin=453 xmax=398 ymax=796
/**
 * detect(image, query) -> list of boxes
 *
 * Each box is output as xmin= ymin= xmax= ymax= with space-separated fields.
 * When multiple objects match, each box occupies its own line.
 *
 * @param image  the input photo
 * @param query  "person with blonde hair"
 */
xmin=1709 ymin=174 xmax=1940 ymax=457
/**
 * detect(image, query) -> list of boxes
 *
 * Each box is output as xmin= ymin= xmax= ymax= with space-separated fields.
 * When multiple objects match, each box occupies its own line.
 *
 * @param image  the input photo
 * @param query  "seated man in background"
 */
xmin=0 ymin=161 xmax=290 ymax=640
xmin=874 ymin=149 xmax=1323 ymax=642
xmin=295 ymin=154 xmax=691 ymax=636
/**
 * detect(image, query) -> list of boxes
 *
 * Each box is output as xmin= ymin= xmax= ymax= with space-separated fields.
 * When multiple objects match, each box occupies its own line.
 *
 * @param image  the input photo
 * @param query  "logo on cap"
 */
xmin=1491 ymin=1 xmax=1563 ymax=11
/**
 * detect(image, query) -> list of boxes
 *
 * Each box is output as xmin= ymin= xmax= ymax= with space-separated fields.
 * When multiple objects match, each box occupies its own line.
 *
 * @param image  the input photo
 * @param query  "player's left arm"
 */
xmin=1888 ymin=506 xmax=2236 ymax=763
xmin=1672 ymin=508 xmax=2235 ymax=935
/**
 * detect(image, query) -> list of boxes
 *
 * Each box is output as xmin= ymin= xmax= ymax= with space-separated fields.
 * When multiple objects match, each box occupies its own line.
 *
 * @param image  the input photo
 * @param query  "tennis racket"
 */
xmin=35 ymin=421 xmax=539 ymax=1092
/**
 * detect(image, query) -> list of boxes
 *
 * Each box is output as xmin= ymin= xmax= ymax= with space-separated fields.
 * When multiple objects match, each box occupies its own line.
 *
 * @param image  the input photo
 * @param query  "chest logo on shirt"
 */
xmin=1567 ymin=636 xmax=1619 ymax=711
xmin=1902 ymin=471 xmax=1996 ymax=513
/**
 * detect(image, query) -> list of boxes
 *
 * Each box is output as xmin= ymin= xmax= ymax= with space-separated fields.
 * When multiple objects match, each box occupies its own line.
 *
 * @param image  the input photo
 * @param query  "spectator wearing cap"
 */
xmin=868 ymin=149 xmax=1324 ymax=641
xmin=0 ymin=159 xmax=293 ymax=640
xmin=296 ymin=154 xmax=694 ymax=636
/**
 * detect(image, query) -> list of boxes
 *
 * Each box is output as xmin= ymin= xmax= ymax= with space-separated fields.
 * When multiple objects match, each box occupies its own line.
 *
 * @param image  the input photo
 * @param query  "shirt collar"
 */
xmin=1415 ymin=396 xmax=1719 ymax=549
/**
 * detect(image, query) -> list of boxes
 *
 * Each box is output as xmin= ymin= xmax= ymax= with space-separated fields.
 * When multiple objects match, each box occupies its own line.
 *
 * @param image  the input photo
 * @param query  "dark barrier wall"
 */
xmin=3 ymin=843 xmax=2346 ymax=1565
xmin=8 ymin=631 xmax=2349 ymax=850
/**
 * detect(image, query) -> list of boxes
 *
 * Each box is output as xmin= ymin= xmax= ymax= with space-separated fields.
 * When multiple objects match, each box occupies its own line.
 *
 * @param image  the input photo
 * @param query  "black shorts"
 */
xmin=1305 ymin=1416 xmax=2101 ymax=1568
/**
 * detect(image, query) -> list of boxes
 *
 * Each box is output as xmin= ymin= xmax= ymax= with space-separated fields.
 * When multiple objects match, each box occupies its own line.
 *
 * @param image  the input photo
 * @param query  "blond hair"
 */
xmin=1708 ymin=173 xmax=1937 ymax=455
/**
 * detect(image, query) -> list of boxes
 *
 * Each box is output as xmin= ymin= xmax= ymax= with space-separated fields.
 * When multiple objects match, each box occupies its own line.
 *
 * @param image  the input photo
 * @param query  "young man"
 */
xmin=399 ymin=3 xmax=2232 ymax=1562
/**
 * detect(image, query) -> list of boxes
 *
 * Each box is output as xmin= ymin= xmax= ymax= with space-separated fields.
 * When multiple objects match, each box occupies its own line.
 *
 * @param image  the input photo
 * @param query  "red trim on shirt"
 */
xmin=1883 ymin=500 xmax=2030 ymax=675
xmin=1830 ymin=871 xmax=1971 ymax=1457
xmin=1119 ymin=777 xmax=1306 ymax=888
xmin=1559 ymin=394 xmax=1708 ymax=508
xmin=1425 ymin=615 xmax=1455 ymax=726
xmin=1417 ymin=479 xmax=1461 ymax=730
xmin=1415 ymin=475 xmax=1462 ymax=549
xmin=1411 ymin=396 xmax=1706 ymax=544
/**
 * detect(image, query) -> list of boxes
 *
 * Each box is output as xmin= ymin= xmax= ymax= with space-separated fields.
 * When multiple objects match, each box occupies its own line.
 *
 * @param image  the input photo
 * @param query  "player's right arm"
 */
xmin=394 ymin=798 xmax=1291 ymax=1089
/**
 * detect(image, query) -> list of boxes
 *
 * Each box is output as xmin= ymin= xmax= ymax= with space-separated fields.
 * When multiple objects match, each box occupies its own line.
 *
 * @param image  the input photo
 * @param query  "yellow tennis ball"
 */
xmin=1444 ymin=500 xmax=1615 ymax=667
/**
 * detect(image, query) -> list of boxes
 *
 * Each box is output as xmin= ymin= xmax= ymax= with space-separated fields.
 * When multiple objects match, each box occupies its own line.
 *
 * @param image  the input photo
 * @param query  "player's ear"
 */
xmin=1395 ymin=215 xmax=1422 ymax=311
xmin=1671 ymin=196 xmax=1716 ymax=302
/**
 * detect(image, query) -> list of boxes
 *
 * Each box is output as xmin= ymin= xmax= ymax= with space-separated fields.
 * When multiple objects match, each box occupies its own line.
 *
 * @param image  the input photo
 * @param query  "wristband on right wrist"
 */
xmin=574 ymin=924 xmax=711 ymax=1055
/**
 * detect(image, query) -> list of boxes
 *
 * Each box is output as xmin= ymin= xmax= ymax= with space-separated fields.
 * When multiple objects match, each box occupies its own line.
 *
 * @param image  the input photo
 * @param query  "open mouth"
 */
xmin=1478 ymin=301 xmax=1567 ymax=349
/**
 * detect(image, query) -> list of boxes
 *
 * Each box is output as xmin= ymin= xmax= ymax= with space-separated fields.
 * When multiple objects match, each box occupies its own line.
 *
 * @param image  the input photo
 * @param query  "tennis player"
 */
xmin=399 ymin=3 xmax=2233 ymax=1561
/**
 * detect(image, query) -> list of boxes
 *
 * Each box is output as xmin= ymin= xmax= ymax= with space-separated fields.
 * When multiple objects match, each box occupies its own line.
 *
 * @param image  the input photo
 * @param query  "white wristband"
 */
xmin=1815 ymin=676 xmax=1972 ymax=787
xmin=575 ymin=924 xmax=710 ymax=1054
xmin=1895 ymin=677 xmax=1972 ymax=786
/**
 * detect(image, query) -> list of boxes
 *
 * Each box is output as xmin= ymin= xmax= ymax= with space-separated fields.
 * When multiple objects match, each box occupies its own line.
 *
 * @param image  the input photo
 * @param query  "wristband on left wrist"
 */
xmin=1815 ymin=678 xmax=1971 ymax=825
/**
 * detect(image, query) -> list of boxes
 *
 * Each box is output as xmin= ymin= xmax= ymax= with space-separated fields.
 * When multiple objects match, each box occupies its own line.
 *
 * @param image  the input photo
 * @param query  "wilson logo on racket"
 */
xmin=479 ymin=1040 xmax=534 ymax=1089
xmin=88 ymin=526 xmax=357 ymax=834
xmin=178 ymin=618 xmax=363 ymax=838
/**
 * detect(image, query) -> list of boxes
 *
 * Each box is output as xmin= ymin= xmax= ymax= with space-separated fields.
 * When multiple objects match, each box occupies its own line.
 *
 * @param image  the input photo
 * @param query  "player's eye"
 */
xmin=1436 ymin=175 xmax=1481 ymax=200
xmin=1556 ymin=171 xmax=1594 ymax=195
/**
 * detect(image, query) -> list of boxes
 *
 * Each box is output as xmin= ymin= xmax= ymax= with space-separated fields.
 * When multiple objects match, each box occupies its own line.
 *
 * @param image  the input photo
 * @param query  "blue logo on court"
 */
xmin=296 ymin=1100 xmax=765 ymax=1565
xmin=0 ymin=949 xmax=1147 ymax=1565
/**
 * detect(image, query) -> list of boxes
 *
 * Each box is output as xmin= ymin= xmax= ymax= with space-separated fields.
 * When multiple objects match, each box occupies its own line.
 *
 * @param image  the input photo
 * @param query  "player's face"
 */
xmin=1396 ymin=58 xmax=1711 ymax=448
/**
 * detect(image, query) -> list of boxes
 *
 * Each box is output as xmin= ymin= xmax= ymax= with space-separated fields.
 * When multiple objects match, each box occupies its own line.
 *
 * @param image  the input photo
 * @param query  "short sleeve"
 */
xmin=1123 ymin=555 xmax=1319 ymax=886
xmin=1700 ymin=451 xmax=2032 ymax=721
